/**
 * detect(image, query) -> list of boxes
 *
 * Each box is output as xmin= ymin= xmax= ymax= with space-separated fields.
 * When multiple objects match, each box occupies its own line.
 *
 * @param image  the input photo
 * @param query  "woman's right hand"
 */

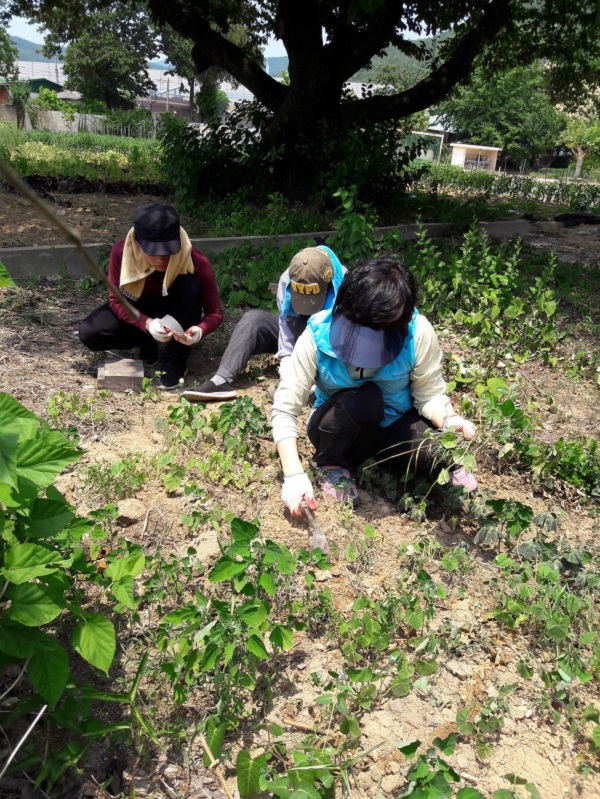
xmin=281 ymin=473 xmax=316 ymax=517
xmin=148 ymin=318 xmax=172 ymax=342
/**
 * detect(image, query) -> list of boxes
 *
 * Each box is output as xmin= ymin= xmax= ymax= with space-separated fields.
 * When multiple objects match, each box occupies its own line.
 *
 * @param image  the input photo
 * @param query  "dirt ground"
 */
xmin=0 ymin=223 xmax=599 ymax=799
xmin=0 ymin=188 xmax=204 ymax=248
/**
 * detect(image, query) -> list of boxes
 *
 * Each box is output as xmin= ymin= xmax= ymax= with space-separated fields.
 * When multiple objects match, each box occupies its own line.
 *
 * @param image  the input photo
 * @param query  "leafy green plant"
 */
xmin=0 ymin=393 xmax=153 ymax=787
xmin=156 ymin=517 xmax=298 ymax=725
xmin=84 ymin=453 xmax=148 ymax=501
xmin=456 ymin=684 xmax=516 ymax=760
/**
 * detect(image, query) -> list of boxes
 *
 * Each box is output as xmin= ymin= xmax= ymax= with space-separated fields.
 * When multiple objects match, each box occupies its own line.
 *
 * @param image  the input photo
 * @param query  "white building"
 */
xmin=450 ymin=143 xmax=501 ymax=171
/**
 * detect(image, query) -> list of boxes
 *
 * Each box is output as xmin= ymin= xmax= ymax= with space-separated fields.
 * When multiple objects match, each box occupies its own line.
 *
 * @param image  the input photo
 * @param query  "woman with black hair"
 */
xmin=272 ymin=256 xmax=477 ymax=516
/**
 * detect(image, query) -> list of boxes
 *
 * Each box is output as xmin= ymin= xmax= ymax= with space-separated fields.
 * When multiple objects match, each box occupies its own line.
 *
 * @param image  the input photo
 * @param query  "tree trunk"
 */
xmin=573 ymin=147 xmax=586 ymax=179
xmin=189 ymin=76 xmax=195 ymax=121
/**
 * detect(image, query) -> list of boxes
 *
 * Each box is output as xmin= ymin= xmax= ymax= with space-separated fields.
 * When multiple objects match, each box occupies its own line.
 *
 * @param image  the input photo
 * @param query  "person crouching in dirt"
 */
xmin=185 ymin=245 xmax=345 ymax=402
xmin=79 ymin=203 xmax=223 ymax=390
xmin=272 ymin=255 xmax=478 ymax=515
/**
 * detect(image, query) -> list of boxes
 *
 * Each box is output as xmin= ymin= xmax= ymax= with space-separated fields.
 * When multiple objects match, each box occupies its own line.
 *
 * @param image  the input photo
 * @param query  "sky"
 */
xmin=8 ymin=16 xmax=288 ymax=58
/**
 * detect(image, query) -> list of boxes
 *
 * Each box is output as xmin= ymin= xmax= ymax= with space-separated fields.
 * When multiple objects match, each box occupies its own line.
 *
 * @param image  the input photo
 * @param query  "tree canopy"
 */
xmin=437 ymin=64 xmax=567 ymax=168
xmin=38 ymin=2 xmax=159 ymax=108
xmin=4 ymin=0 xmax=600 ymax=195
xmin=0 ymin=1 xmax=18 ymax=80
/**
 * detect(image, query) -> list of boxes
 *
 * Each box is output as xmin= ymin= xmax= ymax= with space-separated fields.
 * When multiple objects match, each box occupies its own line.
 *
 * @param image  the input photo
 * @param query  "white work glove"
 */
xmin=443 ymin=414 xmax=476 ymax=441
xmin=173 ymin=326 xmax=203 ymax=346
xmin=148 ymin=318 xmax=172 ymax=342
xmin=281 ymin=472 xmax=316 ymax=517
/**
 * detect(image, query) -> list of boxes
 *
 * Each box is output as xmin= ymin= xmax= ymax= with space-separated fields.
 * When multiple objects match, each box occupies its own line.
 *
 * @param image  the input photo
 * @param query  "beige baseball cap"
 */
xmin=288 ymin=248 xmax=334 ymax=315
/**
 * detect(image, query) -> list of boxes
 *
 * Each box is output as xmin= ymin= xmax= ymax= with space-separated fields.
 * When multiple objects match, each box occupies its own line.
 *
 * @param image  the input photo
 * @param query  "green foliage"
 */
xmin=158 ymin=101 xmax=276 ymax=210
xmin=156 ymin=517 xmax=299 ymax=723
xmin=0 ymin=122 xmax=162 ymax=184
xmin=0 ymin=392 xmax=117 ymax=705
xmin=407 ymin=224 xmax=561 ymax=362
xmin=59 ymin=3 xmax=159 ymax=109
xmin=412 ymin=163 xmax=600 ymax=211
xmin=212 ymin=240 xmax=310 ymax=308
xmin=84 ymin=454 xmax=148 ymax=502
xmin=477 ymin=377 xmax=600 ymax=497
xmin=0 ymin=260 xmax=16 ymax=287
xmin=437 ymin=64 xmax=567 ymax=167
xmin=456 ymin=685 xmax=516 ymax=760
xmin=0 ymin=20 xmax=18 ymax=80
xmin=559 ymin=117 xmax=600 ymax=178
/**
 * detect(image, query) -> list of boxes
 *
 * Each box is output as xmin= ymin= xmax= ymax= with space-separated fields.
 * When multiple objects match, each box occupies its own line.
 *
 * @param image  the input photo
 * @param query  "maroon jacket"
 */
xmin=107 ymin=239 xmax=223 ymax=335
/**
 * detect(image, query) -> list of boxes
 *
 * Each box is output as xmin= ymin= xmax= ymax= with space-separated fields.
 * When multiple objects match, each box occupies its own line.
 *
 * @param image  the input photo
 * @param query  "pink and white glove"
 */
xmin=148 ymin=318 xmax=172 ymax=342
xmin=282 ymin=473 xmax=316 ymax=517
xmin=443 ymin=414 xmax=476 ymax=441
xmin=173 ymin=326 xmax=203 ymax=346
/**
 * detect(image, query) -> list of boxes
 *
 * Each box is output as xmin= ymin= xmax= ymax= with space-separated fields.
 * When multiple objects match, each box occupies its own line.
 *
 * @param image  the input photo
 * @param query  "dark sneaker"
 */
xmin=158 ymin=363 xmax=188 ymax=391
xmin=139 ymin=340 xmax=159 ymax=367
xmin=448 ymin=467 xmax=478 ymax=493
xmin=183 ymin=379 xmax=238 ymax=402
xmin=315 ymin=465 xmax=361 ymax=507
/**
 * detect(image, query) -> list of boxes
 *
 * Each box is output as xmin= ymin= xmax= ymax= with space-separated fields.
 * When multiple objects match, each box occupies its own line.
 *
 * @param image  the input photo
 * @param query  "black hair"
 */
xmin=334 ymin=255 xmax=417 ymax=332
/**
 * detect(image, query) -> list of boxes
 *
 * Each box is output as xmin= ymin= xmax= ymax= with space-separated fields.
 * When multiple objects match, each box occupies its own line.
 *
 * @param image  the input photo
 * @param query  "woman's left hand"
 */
xmin=443 ymin=414 xmax=476 ymax=440
xmin=172 ymin=326 xmax=203 ymax=345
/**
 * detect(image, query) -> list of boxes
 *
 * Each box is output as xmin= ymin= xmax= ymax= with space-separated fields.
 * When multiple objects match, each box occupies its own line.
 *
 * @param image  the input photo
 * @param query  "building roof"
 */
xmin=29 ymin=78 xmax=63 ymax=92
xmin=450 ymin=143 xmax=502 ymax=151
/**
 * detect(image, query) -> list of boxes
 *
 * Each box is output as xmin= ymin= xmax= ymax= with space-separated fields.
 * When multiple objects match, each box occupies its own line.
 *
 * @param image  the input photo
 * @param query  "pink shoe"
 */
xmin=448 ymin=467 xmax=478 ymax=493
xmin=315 ymin=465 xmax=361 ymax=507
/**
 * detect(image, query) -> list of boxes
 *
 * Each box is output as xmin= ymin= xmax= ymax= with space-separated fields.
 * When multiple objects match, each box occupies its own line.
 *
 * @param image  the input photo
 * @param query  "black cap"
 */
xmin=134 ymin=204 xmax=181 ymax=256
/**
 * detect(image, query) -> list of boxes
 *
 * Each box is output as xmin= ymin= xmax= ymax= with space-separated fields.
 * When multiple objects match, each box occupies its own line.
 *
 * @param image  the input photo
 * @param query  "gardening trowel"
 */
xmin=302 ymin=502 xmax=329 ymax=554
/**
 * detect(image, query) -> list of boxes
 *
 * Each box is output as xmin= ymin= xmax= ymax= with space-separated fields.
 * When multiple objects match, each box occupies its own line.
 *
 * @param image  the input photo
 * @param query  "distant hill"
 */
xmin=267 ymin=56 xmax=288 ymax=77
xmin=11 ymin=35 xmax=64 ymax=62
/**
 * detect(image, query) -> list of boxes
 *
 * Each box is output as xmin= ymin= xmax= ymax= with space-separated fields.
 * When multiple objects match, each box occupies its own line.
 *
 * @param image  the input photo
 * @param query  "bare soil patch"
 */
xmin=0 ymin=188 xmax=205 ymax=248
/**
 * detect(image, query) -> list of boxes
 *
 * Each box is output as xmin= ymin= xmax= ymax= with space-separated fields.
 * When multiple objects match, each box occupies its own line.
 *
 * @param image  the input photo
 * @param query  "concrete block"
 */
xmin=97 ymin=357 xmax=144 ymax=393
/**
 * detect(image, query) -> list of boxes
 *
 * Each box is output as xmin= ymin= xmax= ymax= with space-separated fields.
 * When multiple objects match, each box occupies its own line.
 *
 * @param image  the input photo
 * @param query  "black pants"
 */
xmin=79 ymin=273 xmax=203 ymax=366
xmin=306 ymin=382 xmax=440 ymax=475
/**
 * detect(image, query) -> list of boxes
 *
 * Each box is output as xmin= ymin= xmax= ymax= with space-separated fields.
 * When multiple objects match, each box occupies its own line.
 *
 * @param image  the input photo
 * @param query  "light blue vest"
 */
xmin=308 ymin=308 xmax=419 ymax=428
xmin=279 ymin=245 xmax=345 ymax=319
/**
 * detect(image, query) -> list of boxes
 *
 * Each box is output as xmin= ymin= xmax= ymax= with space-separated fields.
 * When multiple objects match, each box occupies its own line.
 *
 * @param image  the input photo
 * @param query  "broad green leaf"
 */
xmin=259 ymin=572 xmax=276 ymax=597
xmin=517 ymin=660 xmax=533 ymax=679
xmin=406 ymin=607 xmax=424 ymax=630
xmin=111 ymin=575 xmax=137 ymax=609
xmin=105 ymin=551 xmax=145 ymax=581
xmin=7 ymin=583 xmax=63 ymax=626
xmin=493 ymin=792 xmax=515 ymax=799
xmin=27 ymin=638 xmax=69 ymax=708
xmin=0 ymin=393 xmax=39 ymax=437
xmin=476 ymin=738 xmax=493 ymax=760
xmin=277 ymin=548 xmax=297 ymax=575
xmin=2 ymin=543 xmax=63 ymax=584
xmin=592 ymin=726 xmax=600 ymax=750
xmin=290 ymin=785 xmax=322 ymax=799
xmin=203 ymin=717 xmax=227 ymax=767
xmin=525 ymin=784 xmax=542 ymax=799
xmin=396 ymin=739 xmax=421 ymax=759
xmin=0 ymin=621 xmax=47 ymax=657
xmin=270 ymin=624 xmax=294 ymax=651
xmin=209 ymin=556 xmax=247 ymax=582
xmin=246 ymin=633 xmax=269 ymax=660
xmin=72 ymin=614 xmax=116 ymax=675
xmin=237 ymin=600 xmax=269 ymax=628
xmin=230 ymin=518 xmax=259 ymax=545
xmin=456 ymin=707 xmax=474 ymax=736
xmin=457 ymin=790 xmax=485 ymax=799
xmin=415 ymin=659 xmax=437 ymax=676
xmin=433 ymin=732 xmax=456 ymax=755
xmin=25 ymin=498 xmax=75 ymax=538
xmin=236 ymin=750 xmax=261 ymax=799
xmin=17 ymin=430 xmax=80 ymax=488
xmin=0 ymin=261 xmax=16 ymax=287
xmin=0 ymin=428 xmax=19 ymax=489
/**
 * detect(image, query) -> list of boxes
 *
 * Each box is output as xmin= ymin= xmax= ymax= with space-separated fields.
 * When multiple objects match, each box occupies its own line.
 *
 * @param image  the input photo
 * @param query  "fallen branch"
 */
xmin=199 ymin=735 xmax=233 ymax=799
